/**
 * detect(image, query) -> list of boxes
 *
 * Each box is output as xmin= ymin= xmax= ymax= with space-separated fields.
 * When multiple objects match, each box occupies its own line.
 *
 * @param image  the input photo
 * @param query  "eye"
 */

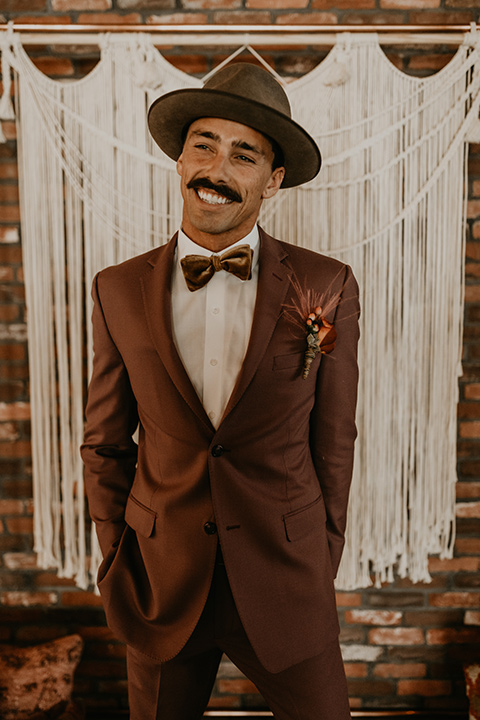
xmin=237 ymin=155 xmax=255 ymax=164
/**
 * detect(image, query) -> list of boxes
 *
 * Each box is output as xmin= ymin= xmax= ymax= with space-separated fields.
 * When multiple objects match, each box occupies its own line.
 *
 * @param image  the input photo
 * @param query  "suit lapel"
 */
xmin=221 ymin=229 xmax=292 ymax=423
xmin=140 ymin=234 xmax=213 ymax=432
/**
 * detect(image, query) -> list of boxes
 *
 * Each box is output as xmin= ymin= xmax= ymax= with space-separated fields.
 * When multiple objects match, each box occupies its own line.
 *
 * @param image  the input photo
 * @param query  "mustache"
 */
xmin=187 ymin=178 xmax=242 ymax=204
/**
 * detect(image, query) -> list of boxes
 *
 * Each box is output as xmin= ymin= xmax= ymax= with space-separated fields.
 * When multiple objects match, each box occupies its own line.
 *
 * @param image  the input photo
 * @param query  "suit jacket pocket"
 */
xmin=272 ymin=352 xmax=303 ymax=371
xmin=283 ymin=495 xmax=325 ymax=542
xmin=125 ymin=494 xmax=156 ymax=538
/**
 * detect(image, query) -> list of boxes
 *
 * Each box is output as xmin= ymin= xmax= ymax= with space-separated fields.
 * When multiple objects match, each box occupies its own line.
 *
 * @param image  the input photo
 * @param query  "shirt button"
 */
xmin=211 ymin=445 xmax=224 ymax=457
xmin=203 ymin=521 xmax=217 ymax=535
xmin=208 ymin=411 xmax=216 ymax=420
xmin=210 ymin=358 xmax=218 ymax=366
xmin=212 ymin=307 xmax=220 ymax=315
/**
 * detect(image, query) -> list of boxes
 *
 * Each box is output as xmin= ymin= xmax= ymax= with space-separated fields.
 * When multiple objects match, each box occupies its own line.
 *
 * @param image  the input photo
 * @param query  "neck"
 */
xmin=181 ymin=226 xmax=256 ymax=253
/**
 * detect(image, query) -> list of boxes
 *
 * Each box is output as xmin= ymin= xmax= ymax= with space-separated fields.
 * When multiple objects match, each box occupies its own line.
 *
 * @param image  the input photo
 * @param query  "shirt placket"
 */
xmin=203 ymin=273 xmax=226 ymax=427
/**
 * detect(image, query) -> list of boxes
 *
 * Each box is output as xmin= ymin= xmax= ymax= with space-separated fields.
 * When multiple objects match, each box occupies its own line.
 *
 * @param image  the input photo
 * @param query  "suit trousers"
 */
xmin=126 ymin=549 xmax=351 ymax=720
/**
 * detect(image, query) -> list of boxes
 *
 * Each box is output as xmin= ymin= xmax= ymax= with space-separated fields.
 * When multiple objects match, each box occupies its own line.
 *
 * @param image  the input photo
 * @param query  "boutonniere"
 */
xmin=284 ymin=275 xmax=340 ymax=379
xmin=303 ymin=309 xmax=337 ymax=379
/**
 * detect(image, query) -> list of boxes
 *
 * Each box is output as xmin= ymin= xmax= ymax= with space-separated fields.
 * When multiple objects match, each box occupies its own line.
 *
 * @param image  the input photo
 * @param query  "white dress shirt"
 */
xmin=171 ymin=226 xmax=260 ymax=428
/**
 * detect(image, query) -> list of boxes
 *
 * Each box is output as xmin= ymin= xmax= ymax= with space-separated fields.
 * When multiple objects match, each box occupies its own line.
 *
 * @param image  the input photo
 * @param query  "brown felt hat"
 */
xmin=147 ymin=63 xmax=321 ymax=189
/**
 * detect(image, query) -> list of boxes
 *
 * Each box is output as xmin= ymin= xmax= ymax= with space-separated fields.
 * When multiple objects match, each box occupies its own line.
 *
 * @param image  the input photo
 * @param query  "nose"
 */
xmin=205 ymin=150 xmax=231 ymax=184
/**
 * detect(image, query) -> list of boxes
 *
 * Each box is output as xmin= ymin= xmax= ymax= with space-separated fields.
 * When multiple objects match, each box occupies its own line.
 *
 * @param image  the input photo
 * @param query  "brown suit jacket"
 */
xmin=81 ymin=227 xmax=360 ymax=673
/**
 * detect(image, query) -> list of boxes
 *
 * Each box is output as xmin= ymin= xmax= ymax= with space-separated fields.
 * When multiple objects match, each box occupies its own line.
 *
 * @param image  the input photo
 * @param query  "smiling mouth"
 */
xmin=196 ymin=188 xmax=233 ymax=206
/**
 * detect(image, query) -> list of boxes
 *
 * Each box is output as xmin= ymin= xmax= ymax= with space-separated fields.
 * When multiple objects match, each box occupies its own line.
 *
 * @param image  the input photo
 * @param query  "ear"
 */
xmin=176 ymin=153 xmax=183 ymax=177
xmin=262 ymin=167 xmax=285 ymax=200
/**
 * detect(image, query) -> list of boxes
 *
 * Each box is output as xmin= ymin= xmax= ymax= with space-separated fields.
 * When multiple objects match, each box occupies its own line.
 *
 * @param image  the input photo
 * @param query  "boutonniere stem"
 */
xmin=303 ymin=309 xmax=337 ymax=379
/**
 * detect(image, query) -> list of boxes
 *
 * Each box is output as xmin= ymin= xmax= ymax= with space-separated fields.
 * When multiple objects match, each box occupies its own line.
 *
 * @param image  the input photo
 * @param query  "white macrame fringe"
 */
xmin=6 ymin=31 xmax=477 ymax=589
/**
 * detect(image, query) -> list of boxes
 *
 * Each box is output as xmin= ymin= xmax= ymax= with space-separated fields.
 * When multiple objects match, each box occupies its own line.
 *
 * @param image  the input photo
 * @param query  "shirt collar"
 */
xmin=176 ymin=225 xmax=260 ymax=271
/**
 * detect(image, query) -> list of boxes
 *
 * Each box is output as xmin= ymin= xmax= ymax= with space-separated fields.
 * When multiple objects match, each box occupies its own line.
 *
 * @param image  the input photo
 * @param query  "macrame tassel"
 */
xmin=0 ymin=46 xmax=15 ymax=121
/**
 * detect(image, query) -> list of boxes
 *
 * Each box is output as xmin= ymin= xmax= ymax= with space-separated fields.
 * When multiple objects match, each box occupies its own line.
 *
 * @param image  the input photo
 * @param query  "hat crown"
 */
xmin=203 ymin=64 xmax=292 ymax=120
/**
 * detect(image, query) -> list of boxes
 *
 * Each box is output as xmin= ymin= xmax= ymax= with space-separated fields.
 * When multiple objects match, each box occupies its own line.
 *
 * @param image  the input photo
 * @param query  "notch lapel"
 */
xmin=221 ymin=229 xmax=292 ymax=423
xmin=140 ymin=235 xmax=213 ymax=432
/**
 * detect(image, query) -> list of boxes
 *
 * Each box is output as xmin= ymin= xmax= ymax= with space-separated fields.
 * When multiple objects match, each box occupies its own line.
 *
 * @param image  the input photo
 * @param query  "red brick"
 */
xmin=248 ymin=0 xmax=307 ymax=7
xmin=429 ymin=592 xmax=480 ymax=607
xmin=459 ymin=421 xmax=480 ymax=439
xmin=342 ymin=12 xmax=405 ymax=24
xmin=5 ymin=516 xmax=33 ymax=534
xmin=275 ymin=11 xmax=337 ymax=22
xmin=0 ymin=185 xmax=18 ymax=204
xmin=468 ymin=200 xmax=480 ymax=219
xmin=0 ymin=0 xmax=46 ymax=9
xmin=369 ymin=628 xmax=424 ymax=645
xmin=0 ymin=499 xmax=24 ymax=514
xmin=429 ymin=556 xmax=480 ymax=572
xmin=314 ymin=0 xmax=375 ymax=5
xmin=147 ymin=12 xmax=208 ymax=22
xmin=457 ymin=481 xmax=480 ymax=498
xmin=180 ymin=0 xmax=240 ymax=7
xmin=76 ymin=12 xmax=141 ymax=22
xmin=0 ymin=162 xmax=17 ymax=180
xmin=0 ymin=403 xmax=30 ymax=421
xmin=213 ymin=10 xmax=271 ymax=22
xmin=3 ymin=552 xmax=37 ymax=570
xmin=52 ymin=0 xmax=111 ymax=8
xmin=374 ymin=663 xmax=426 ymax=678
xmin=0 ymin=440 xmax=31 ymax=458
xmin=31 ymin=58 xmax=75 ymax=77
xmin=35 ymin=572 xmax=77 ymax=587
xmin=410 ymin=10 xmax=473 ymax=22
xmin=347 ymin=679 xmax=394 ymax=696
xmin=446 ymin=0 xmax=480 ymax=6
xmin=407 ymin=54 xmax=455 ymax=72
xmin=344 ymin=663 xmax=367 ymax=678
xmin=466 ymin=244 xmax=480 ymax=262
xmin=5 ymin=14 xmax=72 ymax=22
xmin=345 ymin=610 xmax=402 ymax=626
xmin=427 ymin=628 xmax=480 ymax=644
xmin=61 ymin=591 xmax=104 ymax=606
xmin=472 ymin=223 xmax=480 ymax=240
xmin=464 ymin=383 xmax=480 ymax=399
xmin=455 ymin=538 xmax=480 ymax=554
xmin=336 ymin=592 xmax=362 ymax=607
xmin=16 ymin=626 xmax=69 ymax=643
xmin=164 ymin=55 xmax=208 ymax=75
xmin=0 ymin=206 xmax=20 ymax=223
xmin=0 ymin=591 xmax=58 ymax=606
xmin=456 ymin=502 xmax=480 ymax=518
xmin=381 ymin=0 xmax=439 ymax=6
xmin=397 ymin=679 xmax=451 ymax=696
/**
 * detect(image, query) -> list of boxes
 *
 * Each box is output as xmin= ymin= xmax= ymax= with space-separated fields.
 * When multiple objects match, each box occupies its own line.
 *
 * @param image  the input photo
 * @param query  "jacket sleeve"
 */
xmin=81 ymin=272 xmax=139 ymax=558
xmin=310 ymin=265 xmax=360 ymax=577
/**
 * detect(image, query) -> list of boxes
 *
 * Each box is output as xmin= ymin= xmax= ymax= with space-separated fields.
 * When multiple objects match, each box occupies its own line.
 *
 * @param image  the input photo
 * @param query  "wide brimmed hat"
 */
xmin=147 ymin=63 xmax=321 ymax=188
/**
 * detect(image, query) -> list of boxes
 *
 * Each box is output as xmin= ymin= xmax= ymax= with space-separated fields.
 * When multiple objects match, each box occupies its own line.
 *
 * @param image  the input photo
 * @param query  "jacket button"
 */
xmin=211 ymin=445 xmax=224 ymax=457
xmin=203 ymin=522 xmax=217 ymax=535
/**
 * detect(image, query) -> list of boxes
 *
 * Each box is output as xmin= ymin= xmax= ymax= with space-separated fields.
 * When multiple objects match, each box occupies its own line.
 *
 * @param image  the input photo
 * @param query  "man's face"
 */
xmin=176 ymin=117 xmax=285 ymax=251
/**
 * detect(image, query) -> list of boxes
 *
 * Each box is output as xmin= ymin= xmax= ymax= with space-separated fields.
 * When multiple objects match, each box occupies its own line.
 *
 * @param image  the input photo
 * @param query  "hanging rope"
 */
xmin=2 ymin=31 xmax=477 ymax=589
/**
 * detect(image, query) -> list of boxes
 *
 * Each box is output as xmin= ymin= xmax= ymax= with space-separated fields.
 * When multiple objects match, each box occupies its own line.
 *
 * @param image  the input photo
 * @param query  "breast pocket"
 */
xmin=272 ymin=352 xmax=304 ymax=371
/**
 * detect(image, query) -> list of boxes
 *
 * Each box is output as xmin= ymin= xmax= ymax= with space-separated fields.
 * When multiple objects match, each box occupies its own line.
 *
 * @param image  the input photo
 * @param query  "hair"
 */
xmin=180 ymin=120 xmax=285 ymax=173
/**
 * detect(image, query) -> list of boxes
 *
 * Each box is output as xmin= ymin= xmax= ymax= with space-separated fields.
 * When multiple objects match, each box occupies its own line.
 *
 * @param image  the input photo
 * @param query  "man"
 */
xmin=81 ymin=63 xmax=360 ymax=719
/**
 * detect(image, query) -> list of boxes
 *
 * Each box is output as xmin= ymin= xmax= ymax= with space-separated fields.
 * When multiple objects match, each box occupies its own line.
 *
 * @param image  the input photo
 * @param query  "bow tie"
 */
xmin=180 ymin=245 xmax=254 ymax=292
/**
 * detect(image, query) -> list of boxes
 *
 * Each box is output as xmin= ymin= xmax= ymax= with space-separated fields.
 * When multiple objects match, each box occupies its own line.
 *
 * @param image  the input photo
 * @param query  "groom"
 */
xmin=81 ymin=62 xmax=360 ymax=719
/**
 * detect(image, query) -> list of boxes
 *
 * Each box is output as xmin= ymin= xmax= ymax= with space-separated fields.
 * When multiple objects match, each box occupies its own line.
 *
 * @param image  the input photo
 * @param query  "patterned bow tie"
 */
xmin=180 ymin=244 xmax=254 ymax=292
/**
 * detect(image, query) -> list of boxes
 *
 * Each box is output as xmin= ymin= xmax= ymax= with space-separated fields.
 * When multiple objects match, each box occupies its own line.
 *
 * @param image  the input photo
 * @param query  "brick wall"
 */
xmin=1 ymin=2 xmax=480 ymax=714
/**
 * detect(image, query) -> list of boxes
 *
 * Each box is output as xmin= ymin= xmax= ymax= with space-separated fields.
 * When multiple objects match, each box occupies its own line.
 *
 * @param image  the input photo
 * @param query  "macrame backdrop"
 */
xmin=1 ymin=30 xmax=479 ymax=590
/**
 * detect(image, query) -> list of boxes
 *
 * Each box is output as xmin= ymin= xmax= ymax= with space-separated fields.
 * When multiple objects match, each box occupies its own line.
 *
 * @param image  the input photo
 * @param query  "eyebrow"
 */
xmin=190 ymin=130 xmax=266 ymax=158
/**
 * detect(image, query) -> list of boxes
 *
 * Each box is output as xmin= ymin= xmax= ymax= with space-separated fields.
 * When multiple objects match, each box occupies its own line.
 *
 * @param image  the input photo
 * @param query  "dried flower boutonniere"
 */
xmin=284 ymin=275 xmax=340 ymax=379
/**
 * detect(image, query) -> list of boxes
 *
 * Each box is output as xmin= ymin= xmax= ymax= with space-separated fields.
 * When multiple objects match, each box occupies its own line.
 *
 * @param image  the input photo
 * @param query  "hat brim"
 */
xmin=147 ymin=88 xmax=321 ymax=189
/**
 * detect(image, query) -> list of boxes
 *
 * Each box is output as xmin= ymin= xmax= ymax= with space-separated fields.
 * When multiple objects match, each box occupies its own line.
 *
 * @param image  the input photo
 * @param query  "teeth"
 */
xmin=197 ymin=189 xmax=231 ymax=205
